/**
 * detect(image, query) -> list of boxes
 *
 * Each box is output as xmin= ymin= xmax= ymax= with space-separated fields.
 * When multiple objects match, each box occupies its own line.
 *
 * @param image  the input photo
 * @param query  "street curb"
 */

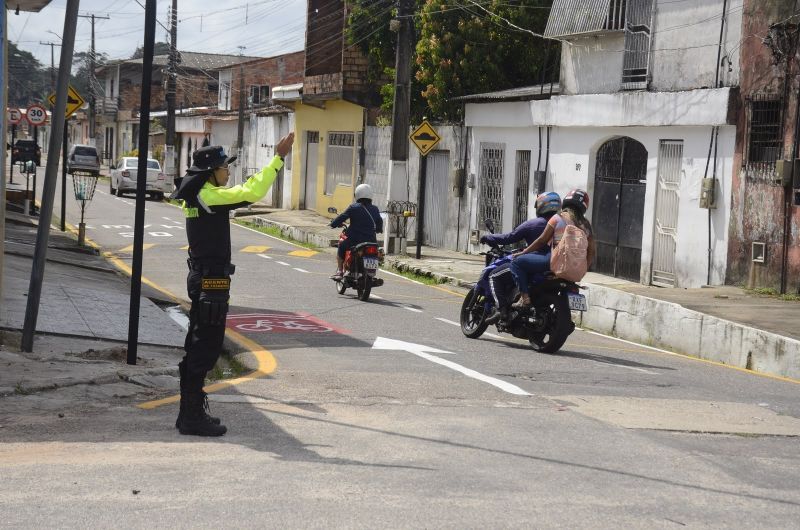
xmin=243 ymin=215 xmax=339 ymax=249
xmin=384 ymin=256 xmax=475 ymax=290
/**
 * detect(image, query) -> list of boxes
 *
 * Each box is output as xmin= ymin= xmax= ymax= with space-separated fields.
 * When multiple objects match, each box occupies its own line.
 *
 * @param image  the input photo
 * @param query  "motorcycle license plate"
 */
xmin=568 ymin=293 xmax=587 ymax=311
xmin=363 ymin=258 xmax=379 ymax=270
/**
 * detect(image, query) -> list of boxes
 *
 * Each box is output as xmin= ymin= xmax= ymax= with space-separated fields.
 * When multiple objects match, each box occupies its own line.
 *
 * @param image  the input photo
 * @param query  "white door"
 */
xmin=651 ymin=140 xmax=683 ymax=287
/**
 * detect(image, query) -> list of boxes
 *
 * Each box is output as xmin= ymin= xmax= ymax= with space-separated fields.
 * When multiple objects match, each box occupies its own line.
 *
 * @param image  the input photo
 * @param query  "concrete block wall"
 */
xmin=578 ymin=284 xmax=800 ymax=379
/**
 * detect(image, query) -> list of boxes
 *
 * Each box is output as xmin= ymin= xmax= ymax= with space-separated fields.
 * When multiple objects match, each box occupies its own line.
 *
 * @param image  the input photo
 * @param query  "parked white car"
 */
xmin=110 ymin=157 xmax=168 ymax=199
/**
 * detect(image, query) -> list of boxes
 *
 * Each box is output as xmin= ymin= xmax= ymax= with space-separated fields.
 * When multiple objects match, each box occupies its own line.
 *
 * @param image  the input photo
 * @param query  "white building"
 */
xmin=461 ymin=0 xmax=742 ymax=288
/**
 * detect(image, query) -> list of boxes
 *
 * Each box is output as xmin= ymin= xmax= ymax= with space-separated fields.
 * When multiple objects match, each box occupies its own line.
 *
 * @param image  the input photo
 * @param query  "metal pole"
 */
xmin=127 ymin=0 xmax=157 ymax=365
xmin=165 ymin=0 xmax=177 ymax=180
xmin=9 ymin=123 xmax=15 ymax=184
xmin=31 ymin=126 xmax=38 ymax=213
xmin=415 ymin=153 xmax=427 ymax=259
xmin=1 ymin=8 xmax=8 ymax=307
xmin=22 ymin=0 xmax=81 ymax=353
xmin=61 ymin=120 xmax=67 ymax=231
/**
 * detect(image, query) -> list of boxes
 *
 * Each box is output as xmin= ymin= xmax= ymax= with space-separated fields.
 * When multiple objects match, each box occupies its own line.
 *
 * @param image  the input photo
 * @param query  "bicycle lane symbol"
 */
xmin=226 ymin=313 xmax=348 ymax=334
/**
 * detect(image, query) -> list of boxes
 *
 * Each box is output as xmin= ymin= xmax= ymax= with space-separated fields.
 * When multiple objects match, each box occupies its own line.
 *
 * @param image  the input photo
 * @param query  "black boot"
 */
xmin=177 ymin=392 xmax=227 ymax=437
xmin=176 ymin=363 xmax=220 ymax=428
xmin=484 ymin=308 xmax=503 ymax=325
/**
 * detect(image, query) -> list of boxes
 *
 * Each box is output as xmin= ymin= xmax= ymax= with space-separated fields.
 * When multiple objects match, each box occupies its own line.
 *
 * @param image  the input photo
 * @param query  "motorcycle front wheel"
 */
xmin=460 ymin=287 xmax=489 ymax=338
xmin=335 ymin=280 xmax=346 ymax=294
xmin=528 ymin=293 xmax=572 ymax=354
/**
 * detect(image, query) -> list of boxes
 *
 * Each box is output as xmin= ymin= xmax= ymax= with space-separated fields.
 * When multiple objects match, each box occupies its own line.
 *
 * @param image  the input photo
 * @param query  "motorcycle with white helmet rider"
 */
xmin=329 ymin=184 xmax=385 ymax=300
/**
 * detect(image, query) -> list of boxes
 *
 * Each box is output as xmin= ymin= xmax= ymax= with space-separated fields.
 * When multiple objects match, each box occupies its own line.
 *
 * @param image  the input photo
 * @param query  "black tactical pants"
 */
xmin=179 ymin=265 xmax=231 ymax=393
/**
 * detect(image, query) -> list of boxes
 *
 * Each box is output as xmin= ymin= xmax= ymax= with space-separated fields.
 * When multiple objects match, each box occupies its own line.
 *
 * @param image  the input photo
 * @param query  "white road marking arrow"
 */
xmin=372 ymin=337 xmax=531 ymax=396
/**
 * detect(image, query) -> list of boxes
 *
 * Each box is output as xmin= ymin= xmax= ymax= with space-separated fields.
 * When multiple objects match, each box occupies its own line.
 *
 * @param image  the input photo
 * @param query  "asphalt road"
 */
xmin=11 ymin=166 xmax=800 ymax=528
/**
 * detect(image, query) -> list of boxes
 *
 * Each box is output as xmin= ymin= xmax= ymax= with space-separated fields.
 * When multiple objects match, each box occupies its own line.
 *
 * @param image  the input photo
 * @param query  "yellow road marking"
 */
xmin=288 ymin=249 xmax=318 ymax=258
xmin=62 ymin=222 xmax=279 ymax=409
xmin=241 ymin=245 xmax=270 ymax=253
xmin=119 ymin=243 xmax=154 ymax=252
xmin=180 ymin=245 xmax=189 ymax=250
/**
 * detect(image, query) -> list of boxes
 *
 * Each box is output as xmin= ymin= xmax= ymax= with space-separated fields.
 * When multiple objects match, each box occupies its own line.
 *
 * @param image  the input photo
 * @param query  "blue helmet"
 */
xmin=535 ymin=191 xmax=561 ymax=217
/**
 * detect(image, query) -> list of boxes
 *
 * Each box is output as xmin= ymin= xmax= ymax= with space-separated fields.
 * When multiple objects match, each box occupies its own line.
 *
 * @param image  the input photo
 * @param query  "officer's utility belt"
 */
xmin=187 ymin=257 xmax=236 ymax=276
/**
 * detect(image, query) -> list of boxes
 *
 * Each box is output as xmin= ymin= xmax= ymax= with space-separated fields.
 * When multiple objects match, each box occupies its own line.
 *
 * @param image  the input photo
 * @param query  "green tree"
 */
xmin=7 ymin=41 xmax=49 ymax=107
xmin=346 ymin=0 xmax=555 ymax=121
xmin=130 ymin=41 xmax=172 ymax=59
xmin=70 ymin=51 xmax=108 ymax=101
xmin=416 ymin=0 xmax=554 ymax=120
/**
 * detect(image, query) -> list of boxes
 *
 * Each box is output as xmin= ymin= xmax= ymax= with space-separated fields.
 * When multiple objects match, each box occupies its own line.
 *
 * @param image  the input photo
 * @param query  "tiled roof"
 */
xmin=99 ymin=51 xmax=260 ymax=73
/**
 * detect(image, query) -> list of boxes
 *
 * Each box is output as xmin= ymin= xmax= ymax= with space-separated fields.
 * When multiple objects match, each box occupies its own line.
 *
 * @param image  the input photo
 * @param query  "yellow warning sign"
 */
xmin=48 ymin=85 xmax=86 ymax=119
xmin=410 ymin=120 xmax=441 ymax=156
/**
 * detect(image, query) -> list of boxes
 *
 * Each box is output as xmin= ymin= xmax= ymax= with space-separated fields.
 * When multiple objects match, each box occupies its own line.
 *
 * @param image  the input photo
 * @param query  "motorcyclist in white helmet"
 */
xmin=329 ymin=183 xmax=383 ymax=279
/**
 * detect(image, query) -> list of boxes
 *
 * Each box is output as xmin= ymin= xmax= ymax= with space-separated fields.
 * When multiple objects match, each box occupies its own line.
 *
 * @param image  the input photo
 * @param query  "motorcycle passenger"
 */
xmin=481 ymin=192 xmax=561 ymax=324
xmin=330 ymin=183 xmax=383 ymax=280
xmin=510 ymin=188 xmax=595 ymax=308
xmin=171 ymin=133 xmax=294 ymax=437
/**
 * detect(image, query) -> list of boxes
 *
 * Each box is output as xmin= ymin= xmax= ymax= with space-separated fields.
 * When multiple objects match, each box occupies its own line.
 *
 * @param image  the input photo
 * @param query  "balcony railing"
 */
xmin=98 ymin=96 xmax=119 ymax=115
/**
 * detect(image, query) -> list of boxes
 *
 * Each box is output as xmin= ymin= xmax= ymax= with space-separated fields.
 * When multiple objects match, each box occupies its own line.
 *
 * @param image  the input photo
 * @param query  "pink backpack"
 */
xmin=550 ymin=223 xmax=588 ymax=282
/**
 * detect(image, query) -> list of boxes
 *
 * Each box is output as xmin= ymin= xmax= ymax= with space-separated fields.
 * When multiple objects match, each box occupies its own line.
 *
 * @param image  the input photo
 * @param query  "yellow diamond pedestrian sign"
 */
xmin=47 ymin=85 xmax=85 ymax=119
xmin=410 ymin=120 xmax=441 ymax=156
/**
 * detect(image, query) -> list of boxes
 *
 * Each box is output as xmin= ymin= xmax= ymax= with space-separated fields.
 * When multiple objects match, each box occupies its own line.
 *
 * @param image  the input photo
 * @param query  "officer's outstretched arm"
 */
xmin=199 ymin=156 xmax=283 ymax=206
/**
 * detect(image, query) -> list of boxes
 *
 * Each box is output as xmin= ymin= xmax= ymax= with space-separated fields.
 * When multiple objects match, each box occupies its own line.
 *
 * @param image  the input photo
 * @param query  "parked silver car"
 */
xmin=66 ymin=144 xmax=100 ymax=176
xmin=110 ymin=156 xmax=168 ymax=199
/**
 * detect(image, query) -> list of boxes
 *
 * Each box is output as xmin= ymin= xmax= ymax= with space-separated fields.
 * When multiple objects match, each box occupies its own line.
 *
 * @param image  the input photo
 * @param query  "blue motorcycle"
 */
xmin=460 ymin=220 xmax=587 ymax=354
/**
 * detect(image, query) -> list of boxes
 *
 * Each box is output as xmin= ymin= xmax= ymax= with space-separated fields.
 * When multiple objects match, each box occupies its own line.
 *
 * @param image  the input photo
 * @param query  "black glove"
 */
xmin=479 ymin=236 xmax=489 ymax=245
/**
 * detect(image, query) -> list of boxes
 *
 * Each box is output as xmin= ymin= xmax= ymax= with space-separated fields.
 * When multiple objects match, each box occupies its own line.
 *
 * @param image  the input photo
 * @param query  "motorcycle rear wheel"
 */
xmin=528 ymin=293 xmax=572 ymax=354
xmin=460 ymin=287 xmax=489 ymax=338
xmin=356 ymin=275 xmax=371 ymax=301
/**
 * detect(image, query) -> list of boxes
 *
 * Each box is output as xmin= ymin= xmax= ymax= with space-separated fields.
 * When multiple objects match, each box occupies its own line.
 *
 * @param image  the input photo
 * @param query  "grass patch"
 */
xmin=744 ymin=286 xmax=800 ymax=302
xmin=206 ymin=354 xmax=248 ymax=383
xmin=385 ymin=266 xmax=448 ymax=285
xmin=234 ymin=219 xmax=319 ymax=250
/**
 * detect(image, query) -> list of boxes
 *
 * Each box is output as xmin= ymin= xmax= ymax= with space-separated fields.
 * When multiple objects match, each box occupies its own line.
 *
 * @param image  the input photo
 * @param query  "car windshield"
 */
xmin=74 ymin=147 xmax=97 ymax=156
xmin=125 ymin=159 xmax=161 ymax=169
xmin=16 ymin=141 xmax=36 ymax=147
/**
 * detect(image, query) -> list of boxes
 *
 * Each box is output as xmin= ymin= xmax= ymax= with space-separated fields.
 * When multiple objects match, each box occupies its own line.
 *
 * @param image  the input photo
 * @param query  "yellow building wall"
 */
xmin=290 ymin=99 xmax=363 ymax=218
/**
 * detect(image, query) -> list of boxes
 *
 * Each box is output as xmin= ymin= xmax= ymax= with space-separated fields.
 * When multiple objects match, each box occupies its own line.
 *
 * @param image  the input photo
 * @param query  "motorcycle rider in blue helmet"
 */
xmin=481 ymin=191 xmax=561 ymax=324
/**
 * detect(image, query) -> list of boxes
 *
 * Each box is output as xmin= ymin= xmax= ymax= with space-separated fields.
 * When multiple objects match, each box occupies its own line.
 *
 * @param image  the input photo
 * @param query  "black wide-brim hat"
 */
xmin=187 ymin=145 xmax=237 ymax=173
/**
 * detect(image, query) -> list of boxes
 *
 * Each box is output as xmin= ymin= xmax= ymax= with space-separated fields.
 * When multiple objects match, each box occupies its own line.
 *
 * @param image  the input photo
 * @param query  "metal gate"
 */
xmin=478 ymin=143 xmax=504 ymax=232
xmin=593 ymin=137 xmax=648 ymax=282
xmin=423 ymin=151 xmax=450 ymax=247
xmin=302 ymin=131 xmax=319 ymax=210
xmin=651 ymin=140 xmax=683 ymax=287
xmin=513 ymin=150 xmax=531 ymax=228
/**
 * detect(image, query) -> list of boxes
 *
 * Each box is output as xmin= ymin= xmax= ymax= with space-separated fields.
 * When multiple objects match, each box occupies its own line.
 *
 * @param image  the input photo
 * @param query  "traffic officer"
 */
xmin=171 ymin=132 xmax=294 ymax=436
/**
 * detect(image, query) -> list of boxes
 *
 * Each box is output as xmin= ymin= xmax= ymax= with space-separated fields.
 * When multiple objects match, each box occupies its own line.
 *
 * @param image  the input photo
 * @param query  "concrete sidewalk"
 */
xmin=0 ymin=209 xmax=186 ymax=409
xmin=236 ymin=207 xmax=800 ymax=381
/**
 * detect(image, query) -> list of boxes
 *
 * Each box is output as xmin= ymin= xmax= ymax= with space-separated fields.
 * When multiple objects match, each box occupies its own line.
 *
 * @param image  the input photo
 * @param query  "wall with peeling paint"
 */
xmin=728 ymin=0 xmax=800 ymax=294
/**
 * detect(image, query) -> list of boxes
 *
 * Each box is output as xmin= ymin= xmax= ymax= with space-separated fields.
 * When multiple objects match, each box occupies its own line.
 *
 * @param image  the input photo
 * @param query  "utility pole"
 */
xmin=40 ymin=39 xmax=68 ymax=233
xmin=236 ymin=45 xmax=246 ymax=186
xmin=78 ymin=13 xmax=110 ymax=147
xmin=165 ymin=0 xmax=178 ymax=184
xmin=22 ymin=0 xmax=81 ymax=352
xmin=385 ymin=0 xmax=414 ymax=254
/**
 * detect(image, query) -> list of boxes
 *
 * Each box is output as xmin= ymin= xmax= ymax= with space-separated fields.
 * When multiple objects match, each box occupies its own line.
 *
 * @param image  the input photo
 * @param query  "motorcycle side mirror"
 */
xmin=484 ymin=218 xmax=495 ymax=234
xmin=328 ymin=207 xmax=338 ymax=214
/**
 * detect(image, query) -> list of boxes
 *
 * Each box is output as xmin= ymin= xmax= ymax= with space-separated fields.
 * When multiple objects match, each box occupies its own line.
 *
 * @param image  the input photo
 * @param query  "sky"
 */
xmin=9 ymin=0 xmax=307 ymax=67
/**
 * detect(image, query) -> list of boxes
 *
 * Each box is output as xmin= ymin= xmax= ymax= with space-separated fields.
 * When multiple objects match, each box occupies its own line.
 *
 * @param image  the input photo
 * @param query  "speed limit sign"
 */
xmin=7 ymin=108 xmax=21 ymax=124
xmin=25 ymin=104 xmax=48 ymax=126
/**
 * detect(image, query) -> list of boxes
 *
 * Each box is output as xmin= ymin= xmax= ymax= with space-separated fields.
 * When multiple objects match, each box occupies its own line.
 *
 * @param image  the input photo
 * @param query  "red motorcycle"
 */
xmin=334 ymin=229 xmax=384 ymax=301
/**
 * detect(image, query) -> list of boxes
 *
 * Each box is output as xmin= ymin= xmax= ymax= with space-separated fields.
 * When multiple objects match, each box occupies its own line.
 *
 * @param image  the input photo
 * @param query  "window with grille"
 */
xmin=325 ymin=132 xmax=356 ymax=195
xmin=746 ymin=97 xmax=783 ymax=167
xmin=249 ymin=85 xmax=270 ymax=106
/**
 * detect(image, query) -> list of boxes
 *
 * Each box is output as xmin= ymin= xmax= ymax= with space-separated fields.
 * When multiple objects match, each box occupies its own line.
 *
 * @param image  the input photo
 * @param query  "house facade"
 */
xmin=462 ymin=0 xmax=743 ymax=288
xmin=277 ymin=0 xmax=377 ymax=217
xmin=727 ymin=0 xmax=800 ymax=294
